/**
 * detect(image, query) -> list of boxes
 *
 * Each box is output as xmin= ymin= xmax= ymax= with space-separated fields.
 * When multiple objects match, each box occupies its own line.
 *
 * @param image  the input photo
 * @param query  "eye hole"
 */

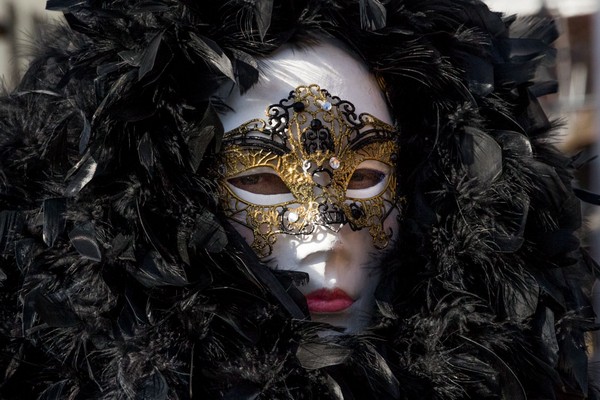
xmin=228 ymin=173 xmax=291 ymax=195
xmin=346 ymin=160 xmax=393 ymax=200
xmin=348 ymin=169 xmax=386 ymax=190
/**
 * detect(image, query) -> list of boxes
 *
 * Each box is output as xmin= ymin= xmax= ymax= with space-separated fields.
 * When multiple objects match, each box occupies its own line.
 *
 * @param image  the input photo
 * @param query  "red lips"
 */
xmin=305 ymin=288 xmax=354 ymax=313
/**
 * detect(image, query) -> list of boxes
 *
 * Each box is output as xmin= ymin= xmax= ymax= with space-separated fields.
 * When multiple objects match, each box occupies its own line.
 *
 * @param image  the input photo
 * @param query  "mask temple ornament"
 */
xmin=217 ymin=84 xmax=401 ymax=257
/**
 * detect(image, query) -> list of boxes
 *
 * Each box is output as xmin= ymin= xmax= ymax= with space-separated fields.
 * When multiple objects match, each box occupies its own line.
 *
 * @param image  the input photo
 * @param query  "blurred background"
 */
xmin=0 ymin=0 xmax=61 ymax=90
xmin=1 ymin=0 xmax=600 ymax=348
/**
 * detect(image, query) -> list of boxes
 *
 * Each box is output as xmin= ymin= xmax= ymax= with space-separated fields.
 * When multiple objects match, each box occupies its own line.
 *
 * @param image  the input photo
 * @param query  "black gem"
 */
xmin=293 ymin=102 xmax=305 ymax=112
xmin=390 ymin=153 xmax=398 ymax=162
xmin=310 ymin=119 xmax=322 ymax=129
xmin=350 ymin=204 xmax=364 ymax=219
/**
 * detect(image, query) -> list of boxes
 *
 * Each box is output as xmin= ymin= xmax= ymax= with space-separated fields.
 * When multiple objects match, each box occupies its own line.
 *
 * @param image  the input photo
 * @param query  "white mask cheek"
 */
xmin=264 ymin=229 xmax=337 ymax=290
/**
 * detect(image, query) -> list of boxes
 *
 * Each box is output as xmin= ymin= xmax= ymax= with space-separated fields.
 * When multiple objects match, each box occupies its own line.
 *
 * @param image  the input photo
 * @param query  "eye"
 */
xmin=228 ymin=173 xmax=290 ymax=195
xmin=346 ymin=160 xmax=393 ymax=200
xmin=348 ymin=169 xmax=386 ymax=190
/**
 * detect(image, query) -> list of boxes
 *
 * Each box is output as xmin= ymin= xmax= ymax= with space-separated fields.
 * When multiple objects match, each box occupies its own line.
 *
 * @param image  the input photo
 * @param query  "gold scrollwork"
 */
xmin=217 ymin=85 xmax=400 ymax=257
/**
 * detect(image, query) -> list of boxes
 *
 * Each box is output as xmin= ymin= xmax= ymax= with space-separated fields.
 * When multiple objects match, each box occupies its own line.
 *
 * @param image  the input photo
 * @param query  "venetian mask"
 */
xmin=217 ymin=40 xmax=401 ymax=331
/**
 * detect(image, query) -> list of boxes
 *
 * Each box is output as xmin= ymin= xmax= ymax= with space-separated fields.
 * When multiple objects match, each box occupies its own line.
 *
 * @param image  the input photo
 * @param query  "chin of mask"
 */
xmin=216 ymin=38 xmax=401 ymax=332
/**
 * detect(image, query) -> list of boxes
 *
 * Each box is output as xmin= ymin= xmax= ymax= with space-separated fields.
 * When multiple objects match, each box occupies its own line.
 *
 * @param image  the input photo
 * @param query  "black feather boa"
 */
xmin=0 ymin=1 xmax=598 ymax=398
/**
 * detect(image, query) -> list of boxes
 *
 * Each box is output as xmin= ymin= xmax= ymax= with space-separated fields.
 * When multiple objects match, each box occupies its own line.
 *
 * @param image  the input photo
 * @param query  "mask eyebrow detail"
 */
xmin=223 ymin=122 xmax=290 ymax=155
xmin=223 ymin=88 xmax=397 ymax=155
xmin=223 ymin=90 xmax=298 ymax=155
xmin=348 ymin=120 xmax=398 ymax=150
xmin=330 ymin=98 xmax=396 ymax=150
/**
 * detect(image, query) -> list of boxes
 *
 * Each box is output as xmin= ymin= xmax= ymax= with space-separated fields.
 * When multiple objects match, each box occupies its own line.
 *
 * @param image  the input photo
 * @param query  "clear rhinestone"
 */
xmin=288 ymin=212 xmax=299 ymax=223
xmin=329 ymin=157 xmax=341 ymax=170
xmin=321 ymin=101 xmax=332 ymax=111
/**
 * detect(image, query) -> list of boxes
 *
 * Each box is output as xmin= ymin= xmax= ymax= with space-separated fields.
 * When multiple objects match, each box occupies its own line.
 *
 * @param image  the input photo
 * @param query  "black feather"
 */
xmin=222 ymin=383 xmax=261 ymax=400
xmin=128 ymin=250 xmax=188 ymax=288
xmin=78 ymin=110 xmax=91 ymax=154
xmin=188 ymin=33 xmax=235 ymax=82
xmin=138 ymin=31 xmax=165 ymax=81
xmin=137 ymin=132 xmax=155 ymax=172
xmin=459 ymin=127 xmax=502 ymax=183
xmin=34 ymin=291 xmax=79 ymax=328
xmin=0 ymin=210 xmax=22 ymax=253
xmin=38 ymin=380 xmax=68 ymax=400
xmin=64 ymin=153 xmax=97 ymax=197
xmin=254 ymin=0 xmax=274 ymax=41
xmin=68 ymin=223 xmax=102 ymax=262
xmin=0 ymin=1 xmax=596 ymax=399
xmin=45 ymin=0 xmax=86 ymax=11
xmin=42 ymin=198 xmax=67 ymax=248
xmin=134 ymin=369 xmax=169 ymax=400
xmin=359 ymin=0 xmax=386 ymax=31
xmin=184 ymin=105 xmax=223 ymax=173
xmin=296 ymin=341 xmax=352 ymax=370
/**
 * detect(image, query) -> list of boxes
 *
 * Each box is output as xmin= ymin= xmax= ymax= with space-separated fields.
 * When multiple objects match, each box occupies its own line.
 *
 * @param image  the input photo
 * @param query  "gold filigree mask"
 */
xmin=217 ymin=84 xmax=400 ymax=257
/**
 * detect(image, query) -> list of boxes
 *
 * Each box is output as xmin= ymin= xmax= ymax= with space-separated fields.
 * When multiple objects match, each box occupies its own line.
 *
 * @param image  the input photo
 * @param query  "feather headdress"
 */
xmin=0 ymin=0 xmax=597 ymax=398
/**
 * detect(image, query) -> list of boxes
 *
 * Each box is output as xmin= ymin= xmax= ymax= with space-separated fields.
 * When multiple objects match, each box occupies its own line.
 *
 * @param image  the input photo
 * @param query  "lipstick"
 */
xmin=305 ymin=288 xmax=354 ymax=313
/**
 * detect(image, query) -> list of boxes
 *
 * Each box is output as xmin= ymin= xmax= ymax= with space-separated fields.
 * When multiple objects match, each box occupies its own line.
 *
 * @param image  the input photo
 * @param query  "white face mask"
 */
xmin=217 ymin=39 xmax=400 ymax=332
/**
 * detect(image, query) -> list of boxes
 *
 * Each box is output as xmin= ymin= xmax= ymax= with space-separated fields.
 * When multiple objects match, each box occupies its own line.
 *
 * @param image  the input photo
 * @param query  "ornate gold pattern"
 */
xmin=217 ymin=85 xmax=400 ymax=257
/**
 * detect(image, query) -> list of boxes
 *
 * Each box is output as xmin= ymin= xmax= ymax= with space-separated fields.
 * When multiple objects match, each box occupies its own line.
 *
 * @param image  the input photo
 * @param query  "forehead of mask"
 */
xmin=219 ymin=38 xmax=393 ymax=131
